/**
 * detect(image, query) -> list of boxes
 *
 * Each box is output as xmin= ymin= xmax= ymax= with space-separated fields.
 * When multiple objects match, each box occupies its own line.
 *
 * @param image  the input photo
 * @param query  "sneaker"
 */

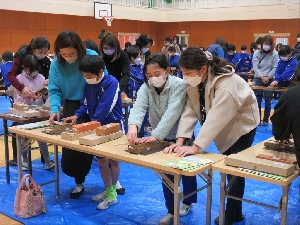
xmin=92 ymin=191 xmax=107 ymax=201
xmin=158 ymin=213 xmax=174 ymax=225
xmin=96 ymin=197 xmax=117 ymax=210
xmin=179 ymin=203 xmax=192 ymax=216
xmin=70 ymin=186 xmax=84 ymax=199
xmin=214 ymin=212 xmax=244 ymax=225
xmin=44 ymin=161 xmax=55 ymax=170
xmin=22 ymin=162 xmax=28 ymax=171
xmin=8 ymin=158 xmax=18 ymax=166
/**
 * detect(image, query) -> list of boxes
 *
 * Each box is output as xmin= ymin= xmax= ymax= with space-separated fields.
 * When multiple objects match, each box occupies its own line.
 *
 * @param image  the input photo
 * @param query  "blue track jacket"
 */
xmin=128 ymin=64 xmax=144 ymax=98
xmin=275 ymin=57 xmax=298 ymax=87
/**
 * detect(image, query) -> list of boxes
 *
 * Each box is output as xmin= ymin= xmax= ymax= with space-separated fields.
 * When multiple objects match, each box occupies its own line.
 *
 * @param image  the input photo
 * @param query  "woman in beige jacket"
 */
xmin=164 ymin=47 xmax=260 ymax=225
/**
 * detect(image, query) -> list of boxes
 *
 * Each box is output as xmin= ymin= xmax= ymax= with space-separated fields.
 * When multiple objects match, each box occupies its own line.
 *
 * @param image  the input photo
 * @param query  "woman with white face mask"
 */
xmin=127 ymin=53 xmax=197 ymax=225
xmin=252 ymin=35 xmax=279 ymax=126
xmin=99 ymin=32 xmax=130 ymax=96
xmin=164 ymin=47 xmax=259 ymax=225
xmin=134 ymin=34 xmax=153 ymax=64
xmin=270 ymin=45 xmax=298 ymax=88
xmin=48 ymin=30 xmax=98 ymax=199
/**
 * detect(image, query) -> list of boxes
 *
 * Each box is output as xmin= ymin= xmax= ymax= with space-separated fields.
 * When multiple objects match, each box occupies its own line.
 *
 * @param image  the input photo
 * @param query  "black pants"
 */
xmin=60 ymin=99 xmax=94 ymax=184
xmin=222 ymin=128 xmax=256 ymax=223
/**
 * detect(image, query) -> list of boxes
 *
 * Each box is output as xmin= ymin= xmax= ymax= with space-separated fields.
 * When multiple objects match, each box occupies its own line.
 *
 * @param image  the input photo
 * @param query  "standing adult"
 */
xmin=48 ymin=30 xmax=98 ymax=199
xmin=161 ymin=36 xmax=180 ymax=60
xmin=99 ymin=32 xmax=130 ymax=96
xmin=164 ymin=47 xmax=259 ymax=225
xmin=7 ymin=36 xmax=51 ymax=165
xmin=252 ymin=35 xmax=279 ymax=126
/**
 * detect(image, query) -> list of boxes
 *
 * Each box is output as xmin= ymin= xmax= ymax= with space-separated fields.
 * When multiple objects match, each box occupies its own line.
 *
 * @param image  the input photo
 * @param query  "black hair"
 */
xmin=215 ymin=38 xmax=225 ymax=47
xmin=289 ymin=63 xmax=300 ymax=88
xmin=2 ymin=51 xmax=14 ymax=61
xmin=125 ymin=42 xmax=132 ymax=48
xmin=173 ymin=36 xmax=179 ymax=42
xmin=126 ymin=47 xmax=139 ymax=60
xmin=143 ymin=53 xmax=169 ymax=87
xmin=168 ymin=46 xmax=175 ymax=52
xmin=22 ymin=55 xmax=39 ymax=73
xmin=98 ymin=29 xmax=106 ymax=39
xmin=136 ymin=34 xmax=153 ymax=49
xmin=297 ymin=33 xmax=300 ymax=38
xmin=79 ymin=55 xmax=105 ymax=76
xmin=178 ymin=46 xmax=233 ymax=76
xmin=83 ymin=39 xmax=100 ymax=55
xmin=54 ymin=30 xmax=86 ymax=64
xmin=256 ymin=37 xmax=264 ymax=44
xmin=278 ymin=45 xmax=293 ymax=56
xmin=250 ymin=42 xmax=257 ymax=49
xmin=227 ymin=44 xmax=236 ymax=51
xmin=163 ymin=36 xmax=172 ymax=42
xmin=182 ymin=43 xmax=187 ymax=48
xmin=241 ymin=45 xmax=247 ymax=50
xmin=26 ymin=36 xmax=50 ymax=53
xmin=276 ymin=43 xmax=283 ymax=51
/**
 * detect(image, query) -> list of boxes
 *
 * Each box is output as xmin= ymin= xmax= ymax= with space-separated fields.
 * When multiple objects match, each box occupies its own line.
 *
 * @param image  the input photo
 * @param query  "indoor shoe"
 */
xmin=8 ymin=158 xmax=18 ymax=166
xmin=214 ymin=212 xmax=244 ymax=225
xmin=116 ymin=187 xmax=125 ymax=195
xmin=96 ymin=197 xmax=117 ymax=210
xmin=70 ymin=186 xmax=84 ymax=199
xmin=44 ymin=161 xmax=55 ymax=170
xmin=22 ymin=162 xmax=28 ymax=171
xmin=179 ymin=203 xmax=192 ymax=216
xmin=158 ymin=213 xmax=174 ymax=225
xmin=92 ymin=191 xmax=107 ymax=201
xmin=260 ymin=122 xmax=268 ymax=126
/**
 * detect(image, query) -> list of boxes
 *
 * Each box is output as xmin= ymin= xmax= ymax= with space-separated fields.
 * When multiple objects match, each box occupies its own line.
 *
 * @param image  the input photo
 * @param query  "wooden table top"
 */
xmin=8 ymin=126 xmax=224 ymax=176
xmin=236 ymin=72 xmax=255 ymax=77
xmin=0 ymin=113 xmax=50 ymax=124
xmin=212 ymin=139 xmax=299 ymax=186
xmin=250 ymin=86 xmax=287 ymax=93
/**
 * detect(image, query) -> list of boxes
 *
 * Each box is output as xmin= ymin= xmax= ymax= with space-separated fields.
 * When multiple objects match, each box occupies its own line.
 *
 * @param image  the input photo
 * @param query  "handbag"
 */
xmin=14 ymin=174 xmax=47 ymax=218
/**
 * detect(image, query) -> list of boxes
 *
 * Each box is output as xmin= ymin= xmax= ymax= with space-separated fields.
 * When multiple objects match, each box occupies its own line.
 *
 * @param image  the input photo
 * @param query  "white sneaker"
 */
xmin=96 ymin=197 xmax=117 ymax=210
xmin=22 ymin=162 xmax=28 ymax=171
xmin=179 ymin=203 xmax=192 ymax=216
xmin=158 ymin=213 xmax=174 ymax=225
xmin=92 ymin=191 xmax=107 ymax=201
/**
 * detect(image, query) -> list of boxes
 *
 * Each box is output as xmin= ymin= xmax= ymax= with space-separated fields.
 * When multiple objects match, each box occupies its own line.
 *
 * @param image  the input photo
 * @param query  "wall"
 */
xmin=0 ymin=9 xmax=299 ymax=55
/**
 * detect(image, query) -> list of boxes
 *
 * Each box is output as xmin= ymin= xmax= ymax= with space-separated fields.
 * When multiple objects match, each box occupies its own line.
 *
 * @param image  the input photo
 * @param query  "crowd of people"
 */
xmin=0 ymin=30 xmax=300 ymax=225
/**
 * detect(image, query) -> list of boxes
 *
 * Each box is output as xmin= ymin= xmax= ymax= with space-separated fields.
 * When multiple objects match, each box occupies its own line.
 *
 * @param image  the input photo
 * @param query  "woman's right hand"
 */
xmin=22 ymin=87 xmax=33 ymax=98
xmin=127 ymin=125 xmax=138 ymax=146
xmin=163 ymin=138 xmax=184 ymax=154
xmin=49 ymin=113 xmax=60 ymax=125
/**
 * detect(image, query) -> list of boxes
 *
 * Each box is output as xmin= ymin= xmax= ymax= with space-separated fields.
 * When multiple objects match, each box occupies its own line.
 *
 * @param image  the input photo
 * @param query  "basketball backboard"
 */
xmin=94 ymin=2 xmax=112 ymax=19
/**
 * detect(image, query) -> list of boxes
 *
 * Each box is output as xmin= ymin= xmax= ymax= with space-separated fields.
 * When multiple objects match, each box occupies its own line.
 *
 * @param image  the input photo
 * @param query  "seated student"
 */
xmin=164 ymin=47 xmax=259 ymax=225
xmin=237 ymin=45 xmax=250 ymax=73
xmin=270 ymin=45 xmax=298 ymax=88
xmin=225 ymin=44 xmax=241 ymax=69
xmin=64 ymin=55 xmax=125 ymax=210
xmin=0 ymin=51 xmax=14 ymax=90
xmin=14 ymin=55 xmax=55 ymax=171
xmin=127 ymin=47 xmax=144 ymax=99
xmin=127 ymin=53 xmax=197 ymax=225
xmin=168 ymin=46 xmax=181 ymax=77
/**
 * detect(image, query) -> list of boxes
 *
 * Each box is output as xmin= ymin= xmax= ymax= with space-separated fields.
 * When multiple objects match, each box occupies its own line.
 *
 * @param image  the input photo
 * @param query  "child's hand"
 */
xmin=32 ymin=93 xmax=42 ymax=99
xmin=139 ymin=136 xmax=157 ymax=143
xmin=49 ymin=113 xmax=60 ymax=125
xmin=127 ymin=125 xmax=138 ymax=146
xmin=22 ymin=87 xmax=34 ymax=98
xmin=44 ymin=79 xmax=49 ymax=86
xmin=63 ymin=116 xmax=78 ymax=125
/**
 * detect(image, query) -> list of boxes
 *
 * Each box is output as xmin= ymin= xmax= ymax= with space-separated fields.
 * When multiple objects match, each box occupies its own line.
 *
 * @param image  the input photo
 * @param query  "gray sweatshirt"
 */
xmin=252 ymin=49 xmax=279 ymax=79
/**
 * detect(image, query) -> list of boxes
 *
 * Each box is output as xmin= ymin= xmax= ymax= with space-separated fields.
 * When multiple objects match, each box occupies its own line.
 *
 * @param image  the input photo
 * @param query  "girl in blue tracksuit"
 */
xmin=270 ymin=45 xmax=298 ymax=88
xmin=64 ymin=55 xmax=125 ymax=210
xmin=225 ymin=44 xmax=241 ymax=69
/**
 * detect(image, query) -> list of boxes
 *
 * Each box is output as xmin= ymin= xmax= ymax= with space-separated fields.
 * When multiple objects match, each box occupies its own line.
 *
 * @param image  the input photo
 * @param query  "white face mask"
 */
xmin=241 ymin=51 xmax=246 ymax=54
xmin=182 ymin=48 xmax=186 ymax=51
xmin=263 ymin=45 xmax=271 ymax=52
xmin=85 ymin=76 xmax=103 ymax=85
xmin=183 ymin=74 xmax=203 ymax=87
xmin=281 ymin=56 xmax=289 ymax=61
xmin=297 ymin=38 xmax=300 ymax=42
xmin=35 ymin=53 xmax=45 ymax=60
xmin=149 ymin=73 xmax=166 ymax=88
xmin=104 ymin=48 xmax=115 ymax=56
xmin=141 ymin=47 xmax=149 ymax=53
xmin=64 ymin=56 xmax=78 ymax=64
xmin=134 ymin=58 xmax=142 ymax=65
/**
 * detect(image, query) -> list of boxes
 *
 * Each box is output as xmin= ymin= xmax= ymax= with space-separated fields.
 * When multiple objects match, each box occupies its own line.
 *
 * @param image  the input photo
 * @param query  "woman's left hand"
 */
xmin=175 ymin=145 xmax=200 ymax=157
xmin=45 ymin=79 xmax=49 ymax=86
xmin=139 ymin=136 xmax=157 ymax=143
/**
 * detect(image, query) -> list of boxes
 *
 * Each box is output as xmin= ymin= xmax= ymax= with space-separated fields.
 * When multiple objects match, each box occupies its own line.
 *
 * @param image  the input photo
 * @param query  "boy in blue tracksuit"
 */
xmin=226 ymin=44 xmax=241 ymax=69
xmin=64 ymin=55 xmax=125 ymax=210
xmin=168 ymin=46 xmax=182 ymax=78
xmin=127 ymin=47 xmax=144 ymax=99
xmin=237 ymin=45 xmax=250 ymax=72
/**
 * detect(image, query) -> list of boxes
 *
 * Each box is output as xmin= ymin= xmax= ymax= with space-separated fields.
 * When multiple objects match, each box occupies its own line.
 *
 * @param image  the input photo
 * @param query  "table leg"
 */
xmin=16 ymin=135 xmax=22 ymax=182
xmin=206 ymin=169 xmax=212 ymax=225
xmin=54 ymin=145 xmax=60 ymax=198
xmin=124 ymin=106 xmax=129 ymax=129
xmin=280 ymin=185 xmax=288 ymax=225
xmin=3 ymin=119 xmax=10 ymax=184
xmin=173 ymin=174 xmax=181 ymax=225
xmin=219 ymin=172 xmax=226 ymax=225
xmin=28 ymin=148 xmax=32 ymax=176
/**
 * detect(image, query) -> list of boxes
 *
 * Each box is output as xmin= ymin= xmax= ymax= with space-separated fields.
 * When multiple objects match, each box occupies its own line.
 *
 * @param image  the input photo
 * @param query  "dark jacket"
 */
xmin=271 ymin=85 xmax=300 ymax=166
xmin=103 ymin=50 xmax=130 ymax=95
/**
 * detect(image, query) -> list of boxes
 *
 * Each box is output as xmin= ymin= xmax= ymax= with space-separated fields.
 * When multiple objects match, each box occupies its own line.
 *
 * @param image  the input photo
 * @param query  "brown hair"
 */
xmin=99 ymin=32 xmax=121 ymax=62
xmin=53 ymin=30 xmax=86 ymax=64
xmin=260 ymin=35 xmax=275 ymax=53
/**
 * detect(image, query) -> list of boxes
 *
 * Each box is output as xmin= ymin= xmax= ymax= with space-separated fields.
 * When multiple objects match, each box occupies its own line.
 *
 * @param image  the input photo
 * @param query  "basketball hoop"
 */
xmin=103 ymin=16 xmax=114 ymax=26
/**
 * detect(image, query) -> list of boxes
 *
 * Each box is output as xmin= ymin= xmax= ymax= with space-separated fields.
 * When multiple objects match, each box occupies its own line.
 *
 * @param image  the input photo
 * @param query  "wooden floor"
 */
xmin=0 ymin=135 xmax=53 ymax=225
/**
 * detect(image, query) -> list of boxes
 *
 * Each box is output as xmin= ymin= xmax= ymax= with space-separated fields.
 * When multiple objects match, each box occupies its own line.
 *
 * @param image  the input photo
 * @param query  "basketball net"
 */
xmin=104 ymin=16 xmax=114 ymax=26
